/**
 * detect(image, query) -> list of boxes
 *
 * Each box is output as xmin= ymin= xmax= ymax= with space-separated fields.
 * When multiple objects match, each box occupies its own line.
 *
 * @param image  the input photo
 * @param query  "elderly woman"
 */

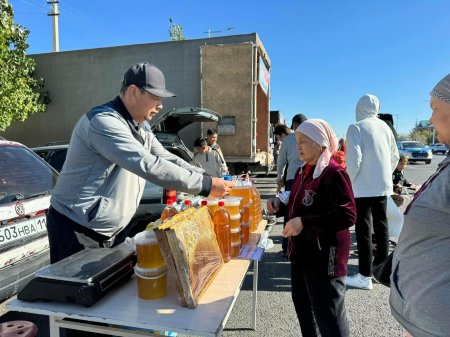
xmin=267 ymin=119 xmax=356 ymax=337
xmin=390 ymin=74 xmax=450 ymax=337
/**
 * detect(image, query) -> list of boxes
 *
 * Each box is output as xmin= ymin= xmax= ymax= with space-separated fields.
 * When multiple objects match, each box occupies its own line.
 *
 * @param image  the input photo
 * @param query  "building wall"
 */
xmin=201 ymin=43 xmax=254 ymax=158
xmin=0 ymin=34 xmax=259 ymax=147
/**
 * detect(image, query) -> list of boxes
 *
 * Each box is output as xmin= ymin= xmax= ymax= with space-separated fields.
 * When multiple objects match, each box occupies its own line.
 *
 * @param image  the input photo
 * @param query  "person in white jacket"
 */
xmin=345 ymin=94 xmax=399 ymax=290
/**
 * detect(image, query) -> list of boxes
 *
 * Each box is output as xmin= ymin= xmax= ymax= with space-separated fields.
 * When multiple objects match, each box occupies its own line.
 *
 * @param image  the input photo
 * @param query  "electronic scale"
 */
xmin=18 ymin=247 xmax=135 ymax=307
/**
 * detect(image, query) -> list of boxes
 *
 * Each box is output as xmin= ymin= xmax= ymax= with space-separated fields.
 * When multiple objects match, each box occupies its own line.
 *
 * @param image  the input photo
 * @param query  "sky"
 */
xmin=8 ymin=0 xmax=450 ymax=138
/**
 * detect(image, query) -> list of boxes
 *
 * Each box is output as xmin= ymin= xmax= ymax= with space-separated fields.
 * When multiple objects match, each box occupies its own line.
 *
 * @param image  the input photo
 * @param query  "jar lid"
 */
xmin=233 ymin=180 xmax=251 ymax=187
xmin=134 ymin=265 xmax=167 ymax=277
xmin=223 ymin=198 xmax=241 ymax=206
xmin=204 ymin=198 xmax=219 ymax=205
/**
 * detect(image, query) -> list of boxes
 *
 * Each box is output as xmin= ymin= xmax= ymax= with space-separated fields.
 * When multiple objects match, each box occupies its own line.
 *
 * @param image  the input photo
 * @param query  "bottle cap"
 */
xmin=146 ymin=222 xmax=156 ymax=230
xmin=224 ymin=175 xmax=232 ymax=181
xmin=184 ymin=199 xmax=191 ymax=205
xmin=201 ymin=200 xmax=208 ymax=206
xmin=167 ymin=199 xmax=175 ymax=205
xmin=218 ymin=200 xmax=225 ymax=207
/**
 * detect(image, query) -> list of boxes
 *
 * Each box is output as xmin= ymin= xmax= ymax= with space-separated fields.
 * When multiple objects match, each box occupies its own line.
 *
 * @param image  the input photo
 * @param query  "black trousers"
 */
xmin=46 ymin=206 xmax=131 ymax=264
xmin=282 ymin=179 xmax=294 ymax=254
xmin=291 ymin=263 xmax=349 ymax=337
xmin=354 ymin=196 xmax=388 ymax=277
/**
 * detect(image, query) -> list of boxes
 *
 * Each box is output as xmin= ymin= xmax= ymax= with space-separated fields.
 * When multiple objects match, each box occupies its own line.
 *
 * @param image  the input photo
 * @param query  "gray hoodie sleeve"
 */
xmin=89 ymin=113 xmax=210 ymax=196
xmin=277 ymin=140 xmax=288 ymax=181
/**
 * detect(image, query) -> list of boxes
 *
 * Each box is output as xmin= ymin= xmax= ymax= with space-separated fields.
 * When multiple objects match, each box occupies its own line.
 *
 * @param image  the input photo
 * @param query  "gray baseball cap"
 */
xmin=122 ymin=62 xmax=176 ymax=98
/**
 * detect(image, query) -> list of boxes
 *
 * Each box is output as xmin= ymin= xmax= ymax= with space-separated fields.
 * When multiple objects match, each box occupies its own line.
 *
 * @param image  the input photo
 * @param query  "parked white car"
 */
xmin=429 ymin=143 xmax=448 ymax=154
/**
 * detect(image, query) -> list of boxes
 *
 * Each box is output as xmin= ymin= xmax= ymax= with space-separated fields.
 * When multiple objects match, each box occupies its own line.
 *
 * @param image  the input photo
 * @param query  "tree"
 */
xmin=409 ymin=129 xmax=432 ymax=144
xmin=168 ymin=18 xmax=186 ymax=41
xmin=0 ymin=0 xmax=46 ymax=131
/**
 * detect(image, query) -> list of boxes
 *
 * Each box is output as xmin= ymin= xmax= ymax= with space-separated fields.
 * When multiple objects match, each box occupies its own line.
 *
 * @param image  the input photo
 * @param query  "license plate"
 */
xmin=0 ymin=215 xmax=47 ymax=248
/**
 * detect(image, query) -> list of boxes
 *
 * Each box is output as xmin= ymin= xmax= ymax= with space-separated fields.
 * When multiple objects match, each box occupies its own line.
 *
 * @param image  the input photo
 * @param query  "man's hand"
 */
xmin=282 ymin=217 xmax=303 ymax=237
xmin=277 ymin=180 xmax=284 ymax=193
xmin=209 ymin=178 xmax=234 ymax=198
xmin=267 ymin=197 xmax=281 ymax=214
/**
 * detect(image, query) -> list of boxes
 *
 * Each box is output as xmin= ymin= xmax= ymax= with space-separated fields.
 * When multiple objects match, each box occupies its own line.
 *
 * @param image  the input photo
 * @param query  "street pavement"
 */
xmin=0 ymin=154 xmax=444 ymax=336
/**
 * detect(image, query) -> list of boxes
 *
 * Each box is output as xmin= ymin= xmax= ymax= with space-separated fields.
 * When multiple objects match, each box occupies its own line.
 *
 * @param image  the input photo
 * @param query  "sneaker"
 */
xmin=346 ymin=273 xmax=373 ymax=290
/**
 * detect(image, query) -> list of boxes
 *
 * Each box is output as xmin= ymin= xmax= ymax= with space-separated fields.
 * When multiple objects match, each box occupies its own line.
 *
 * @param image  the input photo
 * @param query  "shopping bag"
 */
xmin=372 ymin=251 xmax=393 ymax=287
xmin=387 ymin=196 xmax=403 ymax=239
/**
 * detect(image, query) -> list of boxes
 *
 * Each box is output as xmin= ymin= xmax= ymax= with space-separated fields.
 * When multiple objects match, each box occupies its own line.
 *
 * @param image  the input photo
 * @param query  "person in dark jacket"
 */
xmin=392 ymin=155 xmax=418 ymax=194
xmin=267 ymin=119 xmax=356 ymax=337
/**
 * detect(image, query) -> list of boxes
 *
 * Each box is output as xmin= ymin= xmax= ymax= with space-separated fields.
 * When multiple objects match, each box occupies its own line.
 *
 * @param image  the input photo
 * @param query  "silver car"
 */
xmin=0 ymin=140 xmax=57 ymax=302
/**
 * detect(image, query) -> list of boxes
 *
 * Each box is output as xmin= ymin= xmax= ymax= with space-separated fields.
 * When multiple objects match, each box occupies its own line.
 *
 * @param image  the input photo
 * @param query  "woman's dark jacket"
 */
xmin=279 ymin=159 xmax=356 ymax=277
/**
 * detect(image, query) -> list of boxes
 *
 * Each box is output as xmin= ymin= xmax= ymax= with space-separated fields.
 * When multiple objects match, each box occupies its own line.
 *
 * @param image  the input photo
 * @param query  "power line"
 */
xmin=203 ymin=26 xmax=235 ymax=37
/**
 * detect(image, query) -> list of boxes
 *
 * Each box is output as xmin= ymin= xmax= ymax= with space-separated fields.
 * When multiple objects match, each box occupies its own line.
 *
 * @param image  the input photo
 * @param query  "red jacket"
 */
xmin=285 ymin=159 xmax=356 ymax=277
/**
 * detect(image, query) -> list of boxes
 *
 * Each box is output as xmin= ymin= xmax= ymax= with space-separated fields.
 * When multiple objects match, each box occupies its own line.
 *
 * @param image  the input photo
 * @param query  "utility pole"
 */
xmin=47 ymin=0 xmax=60 ymax=52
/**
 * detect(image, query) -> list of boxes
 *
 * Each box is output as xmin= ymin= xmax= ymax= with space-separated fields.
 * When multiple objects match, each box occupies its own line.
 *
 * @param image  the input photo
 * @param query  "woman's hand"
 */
xmin=283 ymin=217 xmax=304 ymax=237
xmin=266 ymin=197 xmax=281 ymax=214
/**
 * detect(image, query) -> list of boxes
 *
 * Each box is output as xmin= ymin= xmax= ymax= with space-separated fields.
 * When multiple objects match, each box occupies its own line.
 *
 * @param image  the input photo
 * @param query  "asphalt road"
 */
xmin=0 ymin=154 xmax=444 ymax=337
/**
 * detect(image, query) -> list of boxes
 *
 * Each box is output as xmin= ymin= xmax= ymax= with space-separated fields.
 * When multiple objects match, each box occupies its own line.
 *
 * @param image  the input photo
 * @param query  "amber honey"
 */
xmin=136 ymin=242 xmax=165 ymax=269
xmin=135 ymin=266 xmax=167 ymax=300
xmin=229 ymin=184 xmax=251 ymax=204
xmin=212 ymin=201 xmax=231 ymax=263
xmin=251 ymin=182 xmax=263 ymax=223
xmin=161 ymin=200 xmax=179 ymax=222
xmin=241 ymin=204 xmax=250 ymax=223
xmin=136 ymin=228 xmax=166 ymax=269
xmin=229 ymin=214 xmax=241 ymax=230
xmin=223 ymin=198 xmax=240 ymax=216
xmin=225 ymin=195 xmax=243 ymax=215
xmin=205 ymin=198 xmax=219 ymax=215
xmin=230 ymin=227 xmax=241 ymax=243
xmin=241 ymin=222 xmax=250 ymax=244
xmin=231 ymin=241 xmax=241 ymax=257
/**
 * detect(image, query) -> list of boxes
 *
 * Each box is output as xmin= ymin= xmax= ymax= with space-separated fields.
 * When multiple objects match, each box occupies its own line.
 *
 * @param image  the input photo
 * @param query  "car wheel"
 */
xmin=425 ymin=160 xmax=432 ymax=164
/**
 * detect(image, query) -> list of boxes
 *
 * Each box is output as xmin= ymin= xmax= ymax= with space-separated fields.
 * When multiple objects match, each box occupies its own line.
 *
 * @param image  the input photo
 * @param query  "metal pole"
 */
xmin=47 ymin=0 xmax=60 ymax=52
xmin=395 ymin=114 xmax=399 ymax=133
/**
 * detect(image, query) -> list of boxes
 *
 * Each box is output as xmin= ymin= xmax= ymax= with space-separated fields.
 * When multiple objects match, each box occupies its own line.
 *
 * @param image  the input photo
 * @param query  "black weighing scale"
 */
xmin=18 ymin=247 xmax=135 ymax=307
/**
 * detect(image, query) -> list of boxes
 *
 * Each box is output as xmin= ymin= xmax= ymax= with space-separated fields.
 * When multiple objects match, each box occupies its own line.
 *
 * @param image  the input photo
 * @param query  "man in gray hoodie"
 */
xmin=345 ymin=94 xmax=399 ymax=290
xmin=46 ymin=62 xmax=233 ymax=263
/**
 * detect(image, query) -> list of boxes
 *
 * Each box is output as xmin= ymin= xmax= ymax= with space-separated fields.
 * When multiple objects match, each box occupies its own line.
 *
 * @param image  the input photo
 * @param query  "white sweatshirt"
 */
xmin=346 ymin=94 xmax=399 ymax=198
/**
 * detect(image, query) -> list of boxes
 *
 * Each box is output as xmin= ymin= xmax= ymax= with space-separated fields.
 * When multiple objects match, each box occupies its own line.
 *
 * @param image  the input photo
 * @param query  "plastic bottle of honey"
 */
xmin=161 ymin=199 xmax=179 ymax=222
xmin=212 ymin=201 xmax=231 ymax=263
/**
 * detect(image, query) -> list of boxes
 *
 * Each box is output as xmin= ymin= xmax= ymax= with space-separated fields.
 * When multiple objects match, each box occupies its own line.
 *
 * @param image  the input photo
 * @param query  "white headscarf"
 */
xmin=296 ymin=118 xmax=338 ymax=179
